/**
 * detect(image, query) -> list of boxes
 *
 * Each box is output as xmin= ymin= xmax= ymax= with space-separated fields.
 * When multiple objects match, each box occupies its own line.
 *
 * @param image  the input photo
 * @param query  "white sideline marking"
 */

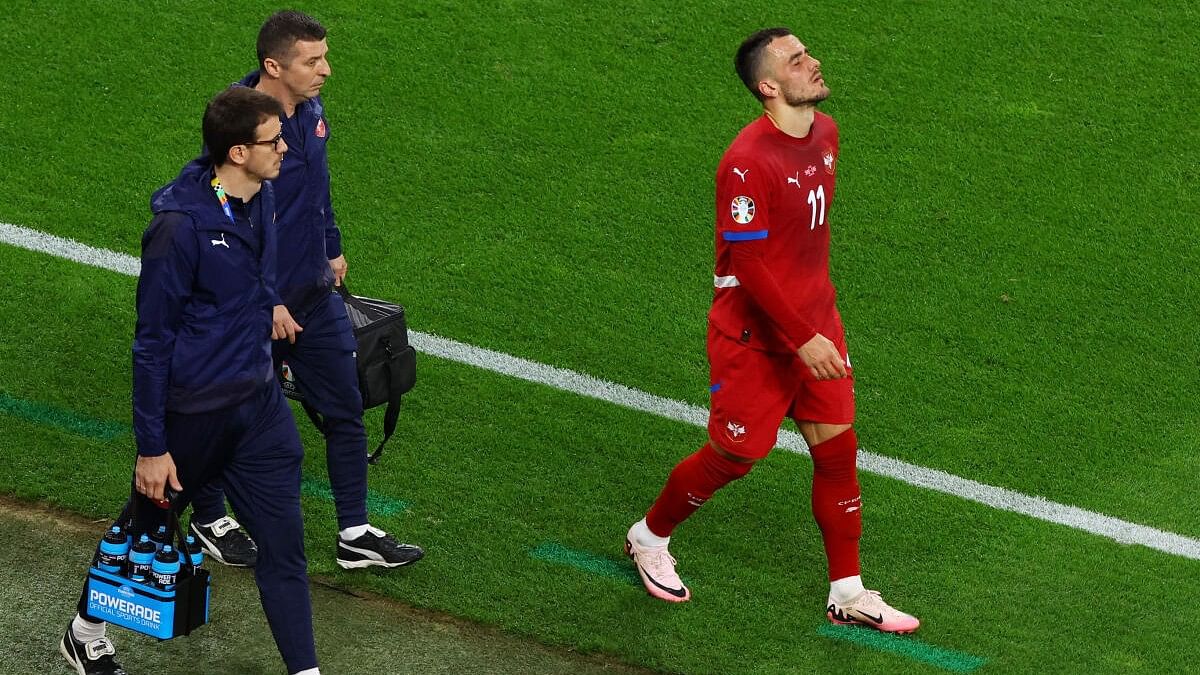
xmin=4 ymin=221 xmax=1200 ymax=561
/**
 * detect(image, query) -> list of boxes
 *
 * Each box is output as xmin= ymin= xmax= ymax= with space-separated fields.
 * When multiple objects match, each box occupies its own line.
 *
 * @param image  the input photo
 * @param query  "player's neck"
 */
xmin=213 ymin=163 xmax=262 ymax=201
xmin=763 ymin=105 xmax=816 ymax=139
xmin=254 ymin=77 xmax=299 ymax=118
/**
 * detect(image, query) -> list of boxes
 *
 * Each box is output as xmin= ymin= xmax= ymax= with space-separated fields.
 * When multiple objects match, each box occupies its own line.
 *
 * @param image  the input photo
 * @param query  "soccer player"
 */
xmin=187 ymin=10 xmax=423 ymax=570
xmin=624 ymin=28 xmax=920 ymax=633
xmin=60 ymin=87 xmax=322 ymax=674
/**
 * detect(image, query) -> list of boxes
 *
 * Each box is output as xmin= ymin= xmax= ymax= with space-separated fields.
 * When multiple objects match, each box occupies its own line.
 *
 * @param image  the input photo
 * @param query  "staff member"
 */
xmin=60 ymin=87 xmax=323 ymax=675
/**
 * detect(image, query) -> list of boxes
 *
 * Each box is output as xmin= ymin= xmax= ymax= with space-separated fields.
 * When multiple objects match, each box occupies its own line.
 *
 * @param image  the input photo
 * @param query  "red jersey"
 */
xmin=708 ymin=112 xmax=842 ymax=355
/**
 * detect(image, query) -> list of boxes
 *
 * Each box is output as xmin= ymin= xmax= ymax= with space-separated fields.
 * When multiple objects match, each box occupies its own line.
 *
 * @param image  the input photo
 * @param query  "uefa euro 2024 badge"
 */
xmin=731 ymin=196 xmax=755 ymax=224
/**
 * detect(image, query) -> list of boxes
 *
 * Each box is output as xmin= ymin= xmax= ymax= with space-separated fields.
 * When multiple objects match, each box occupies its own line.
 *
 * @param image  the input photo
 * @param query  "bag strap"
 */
xmin=366 ymin=327 xmax=408 ymax=465
xmin=334 ymin=281 xmax=371 ymax=314
xmin=294 ymin=368 xmax=390 ymax=465
xmin=368 ymin=383 xmax=402 ymax=465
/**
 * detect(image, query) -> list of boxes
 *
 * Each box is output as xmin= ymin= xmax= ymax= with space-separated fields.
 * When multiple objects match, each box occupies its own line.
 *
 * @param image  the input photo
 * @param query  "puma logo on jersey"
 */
xmin=210 ymin=233 xmax=229 ymax=248
xmin=787 ymin=172 xmax=801 ymax=188
xmin=732 ymin=167 xmax=749 ymax=182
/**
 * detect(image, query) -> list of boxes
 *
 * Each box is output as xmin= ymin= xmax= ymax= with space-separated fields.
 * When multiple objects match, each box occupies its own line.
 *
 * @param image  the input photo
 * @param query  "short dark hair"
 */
xmin=202 ymin=87 xmax=285 ymax=167
xmin=735 ymin=27 xmax=793 ymax=101
xmin=257 ymin=10 xmax=327 ymax=69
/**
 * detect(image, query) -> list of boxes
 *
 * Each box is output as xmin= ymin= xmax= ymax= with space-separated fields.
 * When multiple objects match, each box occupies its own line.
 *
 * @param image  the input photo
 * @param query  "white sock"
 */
xmin=829 ymin=575 xmax=866 ymax=604
xmin=632 ymin=518 xmax=669 ymax=547
xmin=339 ymin=524 xmax=370 ymax=540
xmin=292 ymin=668 xmax=320 ymax=675
xmin=71 ymin=614 xmax=105 ymax=642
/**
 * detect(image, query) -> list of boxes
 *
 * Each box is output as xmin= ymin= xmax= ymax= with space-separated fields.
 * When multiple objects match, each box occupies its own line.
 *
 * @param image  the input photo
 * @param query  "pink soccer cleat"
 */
xmin=827 ymin=589 xmax=920 ymax=634
xmin=624 ymin=526 xmax=691 ymax=603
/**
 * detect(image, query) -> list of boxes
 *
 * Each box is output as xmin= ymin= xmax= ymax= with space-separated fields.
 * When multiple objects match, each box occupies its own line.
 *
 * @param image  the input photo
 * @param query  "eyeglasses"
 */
xmin=245 ymin=130 xmax=285 ymax=151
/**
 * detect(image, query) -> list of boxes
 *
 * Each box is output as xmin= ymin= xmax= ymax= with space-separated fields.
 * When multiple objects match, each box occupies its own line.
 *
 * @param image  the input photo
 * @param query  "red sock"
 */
xmin=810 ymin=428 xmax=862 ymax=580
xmin=645 ymin=442 xmax=754 ymax=537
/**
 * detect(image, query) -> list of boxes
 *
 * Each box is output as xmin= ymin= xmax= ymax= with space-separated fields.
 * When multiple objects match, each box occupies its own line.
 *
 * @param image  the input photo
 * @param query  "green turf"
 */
xmin=3 ymin=245 xmax=1199 ymax=673
xmin=2 ymin=1 xmax=1199 ymax=673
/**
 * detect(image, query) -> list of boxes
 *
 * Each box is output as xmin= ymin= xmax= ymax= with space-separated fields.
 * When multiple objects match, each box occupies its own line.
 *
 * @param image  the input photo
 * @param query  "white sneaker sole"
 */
xmin=335 ymin=558 xmax=414 ymax=569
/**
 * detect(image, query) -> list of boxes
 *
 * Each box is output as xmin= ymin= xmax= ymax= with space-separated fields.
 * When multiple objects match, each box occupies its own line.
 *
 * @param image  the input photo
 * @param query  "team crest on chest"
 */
xmin=822 ymin=147 xmax=835 ymax=174
xmin=730 ymin=196 xmax=756 ymax=224
xmin=315 ymin=118 xmax=327 ymax=138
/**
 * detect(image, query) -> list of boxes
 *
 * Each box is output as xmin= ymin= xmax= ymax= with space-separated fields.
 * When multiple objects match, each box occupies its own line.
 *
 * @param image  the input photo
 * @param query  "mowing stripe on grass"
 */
xmin=0 ymin=391 xmax=129 ymax=440
xmin=817 ymin=623 xmax=988 ymax=673
xmin=0 ymin=390 xmax=408 ymax=518
xmin=301 ymin=476 xmax=409 ymax=516
xmin=5 ymin=222 xmax=1200 ymax=562
xmin=529 ymin=542 xmax=640 ymax=585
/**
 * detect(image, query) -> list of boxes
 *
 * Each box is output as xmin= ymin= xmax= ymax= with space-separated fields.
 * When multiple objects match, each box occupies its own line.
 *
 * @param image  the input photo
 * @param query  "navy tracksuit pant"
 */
xmin=192 ymin=291 xmax=369 ymax=530
xmin=80 ymin=383 xmax=317 ymax=673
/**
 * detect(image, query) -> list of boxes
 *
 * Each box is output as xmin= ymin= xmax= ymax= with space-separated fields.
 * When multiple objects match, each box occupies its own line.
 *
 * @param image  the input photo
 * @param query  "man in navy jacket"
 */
xmin=187 ymin=10 xmax=423 ymax=571
xmin=60 ymin=87 xmax=322 ymax=675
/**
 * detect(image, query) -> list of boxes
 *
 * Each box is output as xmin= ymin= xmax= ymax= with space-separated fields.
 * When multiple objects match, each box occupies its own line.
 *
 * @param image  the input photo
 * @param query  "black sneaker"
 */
xmin=336 ymin=526 xmax=424 ymax=569
xmin=189 ymin=516 xmax=258 ymax=567
xmin=59 ymin=623 xmax=126 ymax=675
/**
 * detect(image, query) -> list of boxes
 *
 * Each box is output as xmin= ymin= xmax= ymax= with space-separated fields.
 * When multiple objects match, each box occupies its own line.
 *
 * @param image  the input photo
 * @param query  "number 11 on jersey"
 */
xmin=807 ymin=185 xmax=826 ymax=231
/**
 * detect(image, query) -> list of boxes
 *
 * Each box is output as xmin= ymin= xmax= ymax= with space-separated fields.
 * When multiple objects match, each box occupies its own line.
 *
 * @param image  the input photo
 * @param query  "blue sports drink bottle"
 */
xmin=96 ymin=526 xmax=130 ymax=573
xmin=149 ymin=525 xmax=171 ymax=552
xmin=128 ymin=534 xmax=156 ymax=582
xmin=151 ymin=545 xmax=181 ymax=588
xmin=185 ymin=535 xmax=204 ymax=568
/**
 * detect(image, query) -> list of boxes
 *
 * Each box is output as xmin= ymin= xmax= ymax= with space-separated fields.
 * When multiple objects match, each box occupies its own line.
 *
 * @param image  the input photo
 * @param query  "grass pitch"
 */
xmin=2 ymin=2 xmax=1198 ymax=673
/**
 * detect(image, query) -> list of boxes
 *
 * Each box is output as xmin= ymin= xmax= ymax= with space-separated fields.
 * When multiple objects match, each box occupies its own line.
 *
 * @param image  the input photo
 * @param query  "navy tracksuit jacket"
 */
xmin=81 ymin=159 xmax=318 ymax=673
xmin=193 ymin=72 xmax=370 ymax=532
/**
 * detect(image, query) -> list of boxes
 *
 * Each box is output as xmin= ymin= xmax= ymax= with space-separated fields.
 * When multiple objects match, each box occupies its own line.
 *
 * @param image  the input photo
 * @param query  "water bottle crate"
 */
xmin=85 ymin=565 xmax=210 ymax=640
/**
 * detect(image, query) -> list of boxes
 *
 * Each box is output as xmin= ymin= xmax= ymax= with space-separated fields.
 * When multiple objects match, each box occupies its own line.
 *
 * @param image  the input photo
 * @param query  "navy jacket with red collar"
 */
xmin=132 ymin=158 xmax=278 ymax=457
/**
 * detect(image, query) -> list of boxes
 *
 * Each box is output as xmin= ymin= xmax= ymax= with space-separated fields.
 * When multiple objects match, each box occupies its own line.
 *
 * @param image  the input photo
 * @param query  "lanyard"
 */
xmin=210 ymin=176 xmax=236 ymax=225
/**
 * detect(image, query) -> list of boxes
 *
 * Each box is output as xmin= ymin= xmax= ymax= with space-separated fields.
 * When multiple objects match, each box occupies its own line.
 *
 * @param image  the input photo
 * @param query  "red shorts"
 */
xmin=705 ymin=324 xmax=855 ymax=460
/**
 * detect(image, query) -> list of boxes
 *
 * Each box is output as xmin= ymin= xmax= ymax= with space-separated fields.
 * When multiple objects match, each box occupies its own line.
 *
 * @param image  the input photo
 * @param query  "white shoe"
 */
xmin=827 ymin=589 xmax=920 ymax=633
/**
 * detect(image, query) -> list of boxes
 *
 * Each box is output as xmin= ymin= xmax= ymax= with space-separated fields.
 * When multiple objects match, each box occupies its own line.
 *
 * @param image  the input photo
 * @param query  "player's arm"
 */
xmin=131 ymin=212 xmax=193 ymax=498
xmin=717 ymin=160 xmax=845 ymax=380
xmin=729 ymin=243 xmax=845 ymax=379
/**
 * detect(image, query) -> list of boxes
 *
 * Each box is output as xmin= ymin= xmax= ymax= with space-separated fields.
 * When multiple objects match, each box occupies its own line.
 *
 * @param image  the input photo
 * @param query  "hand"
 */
xmin=329 ymin=255 xmax=347 ymax=287
xmin=135 ymin=453 xmax=183 ymax=503
xmin=272 ymin=304 xmax=303 ymax=343
xmin=797 ymin=333 xmax=848 ymax=380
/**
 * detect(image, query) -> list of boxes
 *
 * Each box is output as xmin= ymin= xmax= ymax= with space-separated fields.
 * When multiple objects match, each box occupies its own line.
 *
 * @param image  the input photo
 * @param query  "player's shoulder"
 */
xmin=720 ymin=116 xmax=774 ymax=166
